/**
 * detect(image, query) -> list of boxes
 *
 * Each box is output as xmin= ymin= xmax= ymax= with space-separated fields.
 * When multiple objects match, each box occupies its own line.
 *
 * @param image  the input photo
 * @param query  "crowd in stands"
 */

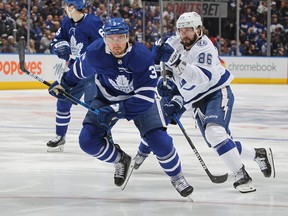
xmin=0 ymin=0 xmax=287 ymax=56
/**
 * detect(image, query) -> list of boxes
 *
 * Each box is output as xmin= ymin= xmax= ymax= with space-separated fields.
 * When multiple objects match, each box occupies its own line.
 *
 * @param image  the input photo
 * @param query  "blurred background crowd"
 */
xmin=0 ymin=0 xmax=287 ymax=56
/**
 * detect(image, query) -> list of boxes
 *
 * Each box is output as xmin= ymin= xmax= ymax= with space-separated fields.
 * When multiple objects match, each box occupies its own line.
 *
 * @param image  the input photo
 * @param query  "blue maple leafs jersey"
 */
xmin=52 ymin=14 xmax=103 ymax=57
xmin=65 ymin=39 xmax=158 ymax=120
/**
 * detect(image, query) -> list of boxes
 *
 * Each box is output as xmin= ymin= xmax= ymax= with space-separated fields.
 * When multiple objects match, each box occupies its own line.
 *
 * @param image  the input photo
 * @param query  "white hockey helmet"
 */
xmin=176 ymin=12 xmax=203 ymax=40
xmin=176 ymin=12 xmax=202 ymax=30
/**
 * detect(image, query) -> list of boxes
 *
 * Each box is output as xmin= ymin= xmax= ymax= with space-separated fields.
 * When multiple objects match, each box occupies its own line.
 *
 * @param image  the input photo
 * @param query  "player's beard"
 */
xmin=109 ymin=43 xmax=129 ymax=58
xmin=181 ymin=34 xmax=197 ymax=49
xmin=111 ymin=46 xmax=125 ymax=56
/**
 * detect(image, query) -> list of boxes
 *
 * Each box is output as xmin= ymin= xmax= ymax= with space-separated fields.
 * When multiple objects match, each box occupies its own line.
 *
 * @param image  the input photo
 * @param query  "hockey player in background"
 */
xmin=48 ymin=17 xmax=193 ymax=197
xmin=47 ymin=0 xmax=103 ymax=152
xmin=150 ymin=11 xmax=275 ymax=193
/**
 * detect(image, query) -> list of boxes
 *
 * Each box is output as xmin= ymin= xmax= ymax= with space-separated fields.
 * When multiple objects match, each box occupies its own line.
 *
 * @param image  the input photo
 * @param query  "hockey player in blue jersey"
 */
xmin=47 ymin=0 xmax=103 ymax=152
xmin=48 ymin=17 xmax=193 ymax=197
xmin=150 ymin=12 xmax=275 ymax=193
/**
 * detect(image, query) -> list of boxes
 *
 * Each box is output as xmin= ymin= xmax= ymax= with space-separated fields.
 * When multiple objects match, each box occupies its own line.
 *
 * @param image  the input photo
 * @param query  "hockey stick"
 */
xmin=19 ymin=38 xmax=140 ymax=189
xmin=18 ymin=37 xmax=99 ymax=115
xmin=173 ymin=114 xmax=228 ymax=184
xmin=159 ymin=0 xmax=167 ymax=86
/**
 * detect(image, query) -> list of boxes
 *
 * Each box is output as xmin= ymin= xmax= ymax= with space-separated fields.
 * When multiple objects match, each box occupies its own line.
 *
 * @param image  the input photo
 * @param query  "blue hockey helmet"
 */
xmin=103 ymin=18 xmax=129 ymax=36
xmin=64 ymin=0 xmax=85 ymax=10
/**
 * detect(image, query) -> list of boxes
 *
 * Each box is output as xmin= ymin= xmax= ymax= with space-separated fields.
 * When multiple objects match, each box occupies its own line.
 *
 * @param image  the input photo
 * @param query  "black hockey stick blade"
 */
xmin=207 ymin=170 xmax=228 ymax=184
xmin=189 ymin=134 xmax=228 ymax=184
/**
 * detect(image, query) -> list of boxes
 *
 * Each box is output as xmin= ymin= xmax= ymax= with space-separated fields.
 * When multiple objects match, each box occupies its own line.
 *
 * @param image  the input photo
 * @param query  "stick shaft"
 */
xmin=18 ymin=37 xmax=99 ymax=115
xmin=173 ymin=114 xmax=228 ymax=183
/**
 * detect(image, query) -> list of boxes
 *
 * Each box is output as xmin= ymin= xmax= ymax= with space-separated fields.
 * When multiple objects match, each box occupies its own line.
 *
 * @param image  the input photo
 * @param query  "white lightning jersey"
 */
xmin=165 ymin=35 xmax=234 ymax=109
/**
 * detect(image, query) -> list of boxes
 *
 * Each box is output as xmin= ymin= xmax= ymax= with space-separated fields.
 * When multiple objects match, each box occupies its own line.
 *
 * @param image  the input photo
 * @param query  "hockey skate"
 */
xmin=114 ymin=144 xmax=132 ymax=187
xmin=254 ymin=148 xmax=275 ymax=178
xmin=171 ymin=176 xmax=194 ymax=197
xmin=233 ymin=165 xmax=256 ymax=193
xmin=47 ymin=135 xmax=65 ymax=152
xmin=133 ymin=152 xmax=148 ymax=170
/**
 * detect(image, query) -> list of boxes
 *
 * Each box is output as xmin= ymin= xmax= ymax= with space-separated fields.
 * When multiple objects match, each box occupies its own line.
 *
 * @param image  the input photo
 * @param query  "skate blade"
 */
xmin=187 ymin=195 xmax=194 ymax=202
xmin=267 ymin=148 xmax=276 ymax=178
xmin=47 ymin=145 xmax=64 ymax=153
xmin=121 ymin=158 xmax=135 ymax=191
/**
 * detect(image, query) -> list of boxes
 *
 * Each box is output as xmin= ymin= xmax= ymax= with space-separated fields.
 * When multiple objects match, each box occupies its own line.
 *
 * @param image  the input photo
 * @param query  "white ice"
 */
xmin=0 ymin=84 xmax=287 ymax=216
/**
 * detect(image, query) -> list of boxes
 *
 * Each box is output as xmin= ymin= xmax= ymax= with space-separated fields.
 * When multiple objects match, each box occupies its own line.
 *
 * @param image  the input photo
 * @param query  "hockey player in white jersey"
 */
xmin=47 ymin=0 xmax=103 ymax=152
xmin=152 ymin=12 xmax=275 ymax=193
xmin=48 ymin=17 xmax=193 ymax=197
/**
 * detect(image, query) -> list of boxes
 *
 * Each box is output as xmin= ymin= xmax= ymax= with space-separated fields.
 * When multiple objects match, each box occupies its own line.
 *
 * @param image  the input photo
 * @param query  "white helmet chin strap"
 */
xmin=66 ymin=6 xmax=75 ymax=18
xmin=196 ymin=28 xmax=203 ymax=39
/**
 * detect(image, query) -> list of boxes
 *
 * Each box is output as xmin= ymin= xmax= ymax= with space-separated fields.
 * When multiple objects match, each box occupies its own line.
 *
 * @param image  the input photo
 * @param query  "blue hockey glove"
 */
xmin=155 ymin=43 xmax=181 ymax=67
xmin=96 ymin=103 xmax=125 ymax=129
xmin=157 ymin=77 xmax=178 ymax=99
xmin=48 ymin=73 xmax=75 ymax=100
xmin=152 ymin=37 xmax=166 ymax=64
xmin=152 ymin=44 xmax=161 ymax=65
xmin=51 ymin=40 xmax=71 ymax=61
xmin=163 ymin=95 xmax=183 ymax=118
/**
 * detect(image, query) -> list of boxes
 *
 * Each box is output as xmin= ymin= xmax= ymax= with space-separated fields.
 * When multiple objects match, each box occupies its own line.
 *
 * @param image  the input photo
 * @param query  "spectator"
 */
xmin=255 ymin=32 xmax=267 ymax=56
xmin=45 ymin=14 xmax=54 ymax=30
xmin=271 ymin=1 xmax=280 ymax=17
xmin=135 ymin=27 xmax=143 ymax=43
xmin=28 ymin=38 xmax=37 ymax=53
xmin=0 ymin=0 xmax=286 ymax=56
xmin=257 ymin=1 xmax=268 ymax=14
xmin=0 ymin=33 xmax=8 ymax=52
xmin=162 ymin=4 xmax=174 ymax=27
xmin=39 ymin=29 xmax=52 ymax=53
xmin=229 ymin=40 xmax=237 ymax=56
xmin=6 ymin=35 xmax=17 ymax=53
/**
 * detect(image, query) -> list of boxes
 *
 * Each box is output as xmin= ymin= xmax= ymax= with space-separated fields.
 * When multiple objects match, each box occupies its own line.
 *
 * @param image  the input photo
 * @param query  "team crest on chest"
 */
xmin=197 ymin=40 xmax=207 ymax=46
xmin=109 ymin=75 xmax=134 ymax=93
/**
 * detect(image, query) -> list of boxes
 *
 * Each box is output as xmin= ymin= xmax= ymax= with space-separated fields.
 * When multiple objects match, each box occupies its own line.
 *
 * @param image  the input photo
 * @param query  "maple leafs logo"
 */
xmin=109 ymin=75 xmax=134 ymax=93
xmin=70 ymin=35 xmax=84 ymax=57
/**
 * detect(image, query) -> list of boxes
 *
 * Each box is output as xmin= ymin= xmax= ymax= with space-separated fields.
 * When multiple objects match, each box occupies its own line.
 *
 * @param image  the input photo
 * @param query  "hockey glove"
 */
xmin=157 ymin=77 xmax=179 ymax=99
xmin=96 ymin=103 xmax=125 ymax=129
xmin=155 ymin=43 xmax=181 ymax=67
xmin=163 ymin=95 xmax=183 ymax=118
xmin=48 ymin=73 xmax=75 ymax=100
xmin=51 ymin=40 xmax=71 ymax=61
xmin=152 ymin=37 xmax=167 ymax=64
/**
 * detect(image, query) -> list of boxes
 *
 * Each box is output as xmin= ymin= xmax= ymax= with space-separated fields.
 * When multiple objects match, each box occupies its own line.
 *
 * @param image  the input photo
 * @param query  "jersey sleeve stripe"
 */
xmin=133 ymin=94 xmax=155 ymax=103
xmin=72 ymin=62 xmax=81 ymax=79
xmin=134 ymin=86 xmax=156 ymax=93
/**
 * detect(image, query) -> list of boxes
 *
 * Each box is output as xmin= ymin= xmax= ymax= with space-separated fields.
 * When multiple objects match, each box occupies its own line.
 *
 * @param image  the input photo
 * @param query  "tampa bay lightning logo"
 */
xmin=197 ymin=40 xmax=207 ymax=46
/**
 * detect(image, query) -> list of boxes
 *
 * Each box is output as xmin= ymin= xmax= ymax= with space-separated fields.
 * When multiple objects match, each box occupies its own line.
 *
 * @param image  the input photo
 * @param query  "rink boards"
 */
xmin=0 ymin=54 xmax=287 ymax=90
